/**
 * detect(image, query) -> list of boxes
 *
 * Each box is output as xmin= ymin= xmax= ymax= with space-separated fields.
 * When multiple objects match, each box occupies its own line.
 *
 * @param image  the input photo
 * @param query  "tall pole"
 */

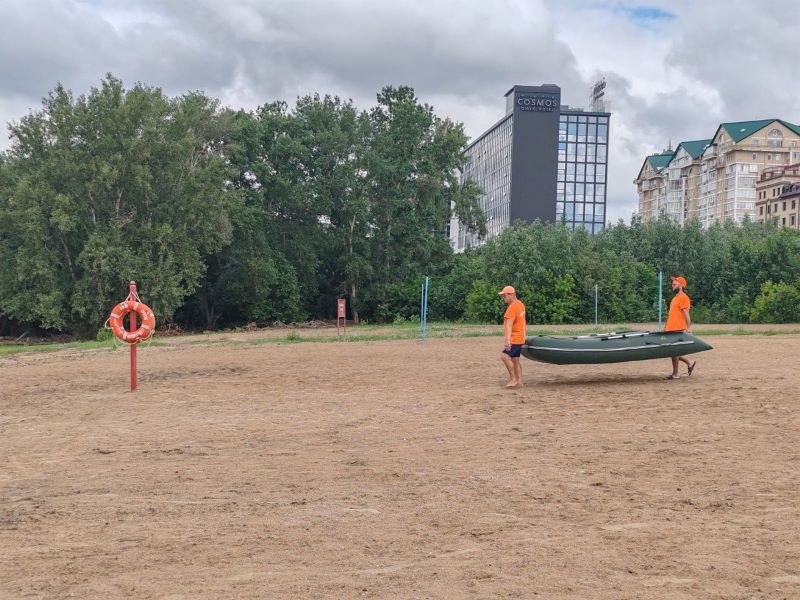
xmin=425 ymin=276 xmax=429 ymax=339
xmin=658 ymin=271 xmax=663 ymax=330
xmin=421 ymin=276 xmax=429 ymax=341
xmin=129 ymin=280 xmax=138 ymax=391
xmin=594 ymin=284 xmax=598 ymax=326
xmin=419 ymin=280 xmax=425 ymax=341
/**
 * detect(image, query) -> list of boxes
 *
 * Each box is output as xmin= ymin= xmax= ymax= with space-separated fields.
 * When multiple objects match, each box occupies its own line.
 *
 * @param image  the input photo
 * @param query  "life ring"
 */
xmin=108 ymin=301 xmax=156 ymax=343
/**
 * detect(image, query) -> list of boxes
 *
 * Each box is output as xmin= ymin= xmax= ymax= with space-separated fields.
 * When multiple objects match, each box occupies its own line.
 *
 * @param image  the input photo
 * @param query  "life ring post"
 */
xmin=107 ymin=281 xmax=156 ymax=390
xmin=129 ymin=281 xmax=138 ymax=391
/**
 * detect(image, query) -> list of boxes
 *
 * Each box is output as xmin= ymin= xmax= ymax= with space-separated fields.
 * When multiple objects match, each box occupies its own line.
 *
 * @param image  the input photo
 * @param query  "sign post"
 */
xmin=337 ymin=298 xmax=346 ymax=335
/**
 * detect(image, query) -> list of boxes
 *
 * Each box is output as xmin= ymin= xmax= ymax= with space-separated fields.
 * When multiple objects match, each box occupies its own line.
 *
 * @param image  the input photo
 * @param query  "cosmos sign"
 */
xmin=516 ymin=92 xmax=559 ymax=113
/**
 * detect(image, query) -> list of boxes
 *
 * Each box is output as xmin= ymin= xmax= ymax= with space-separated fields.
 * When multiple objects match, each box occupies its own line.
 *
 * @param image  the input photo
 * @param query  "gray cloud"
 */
xmin=1 ymin=0 xmax=797 ymax=224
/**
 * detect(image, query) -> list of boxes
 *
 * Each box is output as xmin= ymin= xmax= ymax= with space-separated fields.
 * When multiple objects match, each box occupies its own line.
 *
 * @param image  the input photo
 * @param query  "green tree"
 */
xmin=360 ymin=86 xmax=482 ymax=320
xmin=0 ymin=76 xmax=238 ymax=334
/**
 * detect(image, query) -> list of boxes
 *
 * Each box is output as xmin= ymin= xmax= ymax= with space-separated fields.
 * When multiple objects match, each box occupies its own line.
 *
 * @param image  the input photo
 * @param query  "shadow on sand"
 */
xmin=536 ymin=373 xmax=675 ymax=387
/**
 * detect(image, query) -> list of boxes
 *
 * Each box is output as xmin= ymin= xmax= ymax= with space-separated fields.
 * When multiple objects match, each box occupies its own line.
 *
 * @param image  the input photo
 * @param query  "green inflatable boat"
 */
xmin=521 ymin=330 xmax=713 ymax=365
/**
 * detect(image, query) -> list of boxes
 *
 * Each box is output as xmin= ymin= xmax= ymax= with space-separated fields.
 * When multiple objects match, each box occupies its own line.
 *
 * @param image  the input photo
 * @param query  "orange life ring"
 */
xmin=108 ymin=301 xmax=156 ymax=343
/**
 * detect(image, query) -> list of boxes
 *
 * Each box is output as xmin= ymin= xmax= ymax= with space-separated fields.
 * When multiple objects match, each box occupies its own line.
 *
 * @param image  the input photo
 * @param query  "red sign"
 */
xmin=337 ymin=298 xmax=346 ymax=319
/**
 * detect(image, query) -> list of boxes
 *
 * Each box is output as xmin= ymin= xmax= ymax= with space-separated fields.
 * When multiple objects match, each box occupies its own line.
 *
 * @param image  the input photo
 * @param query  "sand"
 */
xmin=1 ymin=330 xmax=799 ymax=599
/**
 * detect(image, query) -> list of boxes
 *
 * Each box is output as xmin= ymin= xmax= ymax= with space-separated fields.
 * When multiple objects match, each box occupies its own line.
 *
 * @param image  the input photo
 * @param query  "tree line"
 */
xmin=2 ymin=75 xmax=800 ymax=337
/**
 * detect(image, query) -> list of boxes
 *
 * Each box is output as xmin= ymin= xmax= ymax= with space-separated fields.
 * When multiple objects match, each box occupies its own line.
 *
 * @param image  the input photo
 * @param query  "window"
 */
xmin=793 ymin=200 xmax=797 ymax=210
xmin=760 ymin=206 xmax=764 ymax=215
xmin=793 ymin=215 xmax=797 ymax=226
xmin=783 ymin=202 xmax=787 ymax=211
xmin=783 ymin=217 xmax=786 ymax=225
xmin=768 ymin=128 xmax=783 ymax=148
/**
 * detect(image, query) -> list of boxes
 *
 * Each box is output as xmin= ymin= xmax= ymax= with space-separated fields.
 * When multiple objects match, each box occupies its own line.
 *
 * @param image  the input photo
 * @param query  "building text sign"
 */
xmin=516 ymin=92 xmax=559 ymax=113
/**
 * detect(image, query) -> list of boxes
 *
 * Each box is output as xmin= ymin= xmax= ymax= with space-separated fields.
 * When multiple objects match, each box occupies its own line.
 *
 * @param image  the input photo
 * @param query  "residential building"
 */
xmin=756 ymin=163 xmax=800 ymax=228
xmin=635 ymin=119 xmax=800 ymax=228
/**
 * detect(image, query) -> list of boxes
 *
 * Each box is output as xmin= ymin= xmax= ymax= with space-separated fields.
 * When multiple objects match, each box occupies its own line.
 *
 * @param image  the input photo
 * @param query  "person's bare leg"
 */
xmin=501 ymin=353 xmax=517 ymax=387
xmin=669 ymin=356 xmax=680 ymax=378
xmin=513 ymin=359 xmax=523 ymax=387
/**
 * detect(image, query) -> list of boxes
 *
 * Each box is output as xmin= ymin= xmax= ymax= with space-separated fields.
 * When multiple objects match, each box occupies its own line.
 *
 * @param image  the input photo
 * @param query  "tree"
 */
xmin=0 ymin=75 xmax=238 ymax=334
xmin=361 ymin=86 xmax=482 ymax=321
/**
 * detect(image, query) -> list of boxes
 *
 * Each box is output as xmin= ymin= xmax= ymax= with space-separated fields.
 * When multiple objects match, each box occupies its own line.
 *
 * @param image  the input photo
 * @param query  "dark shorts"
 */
xmin=503 ymin=344 xmax=523 ymax=358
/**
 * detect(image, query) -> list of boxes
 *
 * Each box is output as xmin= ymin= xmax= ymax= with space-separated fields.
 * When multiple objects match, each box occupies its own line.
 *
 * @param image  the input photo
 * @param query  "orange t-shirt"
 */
xmin=665 ymin=291 xmax=691 ymax=331
xmin=503 ymin=299 xmax=527 ymax=344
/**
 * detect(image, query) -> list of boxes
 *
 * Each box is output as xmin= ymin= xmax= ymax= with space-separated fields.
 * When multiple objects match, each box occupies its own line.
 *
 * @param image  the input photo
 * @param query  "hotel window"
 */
xmin=793 ymin=215 xmax=797 ymax=226
xmin=783 ymin=218 xmax=786 ymax=225
xmin=784 ymin=202 xmax=787 ymax=211
xmin=794 ymin=200 xmax=797 ymax=209
xmin=760 ymin=206 xmax=764 ymax=215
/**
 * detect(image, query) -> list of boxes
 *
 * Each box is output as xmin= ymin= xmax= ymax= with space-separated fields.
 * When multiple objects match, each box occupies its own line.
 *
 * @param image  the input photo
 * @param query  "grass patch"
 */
xmin=0 ymin=338 xmax=166 ymax=356
xmin=5 ymin=323 xmax=800 ymax=357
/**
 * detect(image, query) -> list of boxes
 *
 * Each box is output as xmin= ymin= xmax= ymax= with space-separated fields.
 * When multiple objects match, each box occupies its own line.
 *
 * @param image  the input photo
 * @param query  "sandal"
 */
xmin=665 ymin=374 xmax=680 ymax=380
xmin=687 ymin=361 xmax=697 ymax=376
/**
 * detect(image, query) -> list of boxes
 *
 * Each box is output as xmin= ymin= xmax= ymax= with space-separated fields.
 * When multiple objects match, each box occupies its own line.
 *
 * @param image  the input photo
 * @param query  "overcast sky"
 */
xmin=1 ymin=0 xmax=798 ymax=222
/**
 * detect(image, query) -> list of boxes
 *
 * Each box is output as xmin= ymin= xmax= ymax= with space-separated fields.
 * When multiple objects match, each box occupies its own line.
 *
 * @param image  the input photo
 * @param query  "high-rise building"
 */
xmin=635 ymin=119 xmax=800 ymax=227
xmin=449 ymin=84 xmax=611 ymax=251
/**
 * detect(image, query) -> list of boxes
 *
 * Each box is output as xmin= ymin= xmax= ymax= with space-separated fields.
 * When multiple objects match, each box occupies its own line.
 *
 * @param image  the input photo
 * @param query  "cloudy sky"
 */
xmin=1 ymin=0 xmax=798 ymax=221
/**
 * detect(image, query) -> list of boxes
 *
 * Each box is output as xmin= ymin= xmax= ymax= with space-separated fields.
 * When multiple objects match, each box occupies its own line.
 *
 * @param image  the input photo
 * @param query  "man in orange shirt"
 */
xmin=664 ymin=275 xmax=697 ymax=380
xmin=498 ymin=285 xmax=526 ymax=388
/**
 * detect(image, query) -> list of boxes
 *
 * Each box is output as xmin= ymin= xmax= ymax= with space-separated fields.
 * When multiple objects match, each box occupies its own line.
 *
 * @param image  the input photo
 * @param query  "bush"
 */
xmin=749 ymin=281 xmax=800 ymax=323
xmin=464 ymin=280 xmax=504 ymax=323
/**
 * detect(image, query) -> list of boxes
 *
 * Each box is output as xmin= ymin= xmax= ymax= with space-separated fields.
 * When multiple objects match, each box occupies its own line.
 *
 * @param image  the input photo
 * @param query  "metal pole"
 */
xmin=658 ymin=271 xmax=663 ymax=330
xmin=425 ymin=276 xmax=429 ymax=337
xmin=594 ymin=284 xmax=598 ymax=326
xmin=419 ymin=281 xmax=425 ymax=340
xmin=422 ymin=276 xmax=429 ymax=341
xmin=129 ymin=280 xmax=138 ymax=391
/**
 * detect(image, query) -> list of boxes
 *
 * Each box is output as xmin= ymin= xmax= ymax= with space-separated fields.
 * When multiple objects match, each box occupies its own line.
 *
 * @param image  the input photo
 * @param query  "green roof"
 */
xmin=646 ymin=151 xmax=674 ymax=171
xmin=675 ymin=139 xmax=711 ymax=159
xmin=784 ymin=121 xmax=800 ymax=137
xmin=718 ymin=119 xmax=800 ymax=143
xmin=720 ymin=119 xmax=775 ymax=142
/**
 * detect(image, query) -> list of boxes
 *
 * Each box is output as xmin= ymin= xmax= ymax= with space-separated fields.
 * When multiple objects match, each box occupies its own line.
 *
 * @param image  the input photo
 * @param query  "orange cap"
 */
xmin=498 ymin=285 xmax=516 ymax=295
xmin=671 ymin=276 xmax=687 ymax=287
